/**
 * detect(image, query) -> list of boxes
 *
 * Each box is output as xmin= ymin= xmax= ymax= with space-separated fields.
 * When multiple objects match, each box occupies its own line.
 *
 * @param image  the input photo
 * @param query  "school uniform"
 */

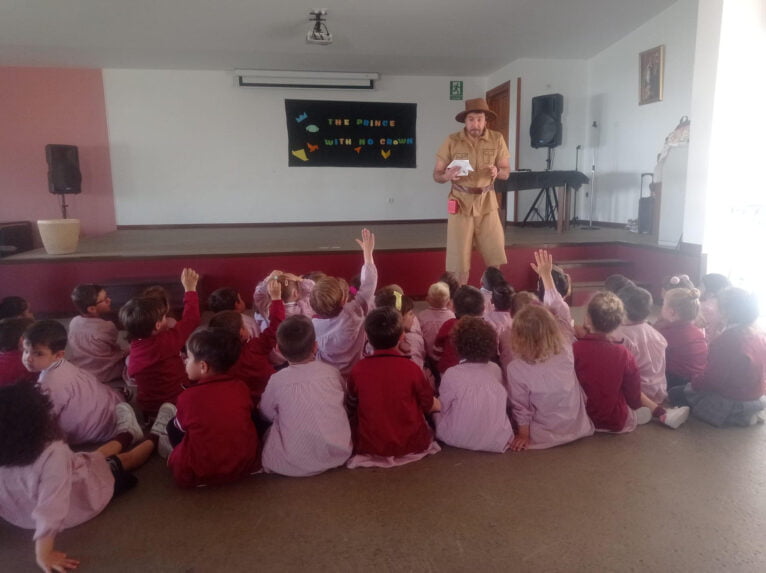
xmin=127 ymin=291 xmax=200 ymax=415
xmin=434 ymin=318 xmax=459 ymax=374
xmin=228 ymin=300 xmax=285 ymax=404
xmin=506 ymin=288 xmax=594 ymax=447
xmin=616 ymin=322 xmax=669 ymax=403
xmin=38 ymin=359 xmax=123 ymax=445
xmin=574 ymin=333 xmax=643 ymax=433
xmin=313 ymin=262 xmax=378 ymax=377
xmin=418 ymin=306 xmax=455 ymax=361
xmin=67 ymin=316 xmax=127 ymax=382
xmin=435 ymin=361 xmax=513 ymax=452
xmin=254 ymin=277 xmax=315 ymax=322
xmin=0 ymin=350 xmax=36 ymax=386
xmin=348 ymin=349 xmax=435 ymax=458
xmin=655 ymin=320 xmax=708 ymax=387
xmin=168 ymin=373 xmax=259 ymax=488
xmin=486 ymin=310 xmax=513 ymax=368
xmin=0 ymin=441 xmax=113 ymax=541
xmin=260 ymin=360 xmax=352 ymax=477
xmin=678 ymin=325 xmax=766 ymax=426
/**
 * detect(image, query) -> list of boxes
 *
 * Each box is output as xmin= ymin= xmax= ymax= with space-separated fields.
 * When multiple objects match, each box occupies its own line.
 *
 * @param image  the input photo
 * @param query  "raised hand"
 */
xmin=355 ymin=228 xmax=375 ymax=264
xmin=180 ymin=268 xmax=200 ymax=292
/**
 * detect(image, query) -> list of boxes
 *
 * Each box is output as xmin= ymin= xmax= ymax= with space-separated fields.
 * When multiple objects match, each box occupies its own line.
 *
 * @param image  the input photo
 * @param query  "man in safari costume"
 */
xmin=433 ymin=98 xmax=511 ymax=284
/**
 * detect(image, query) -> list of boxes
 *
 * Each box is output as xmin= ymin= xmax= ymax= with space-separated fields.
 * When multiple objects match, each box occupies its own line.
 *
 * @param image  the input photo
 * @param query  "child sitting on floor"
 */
xmin=152 ymin=327 xmax=259 ymax=487
xmin=615 ymin=285 xmax=669 ymax=404
xmin=254 ymin=270 xmax=314 ymax=323
xmin=22 ymin=320 xmax=143 ymax=445
xmin=0 ymin=295 xmax=34 ymax=320
xmin=209 ymin=277 xmax=284 ymax=405
xmin=311 ymin=228 xmax=378 ymax=377
xmin=480 ymin=266 xmax=508 ymax=316
xmin=507 ymin=250 xmax=594 ymax=451
xmin=347 ymin=307 xmax=441 ymax=468
xmin=433 ymin=285 xmax=487 ymax=374
xmin=418 ymin=282 xmax=456 ymax=362
xmin=0 ymin=382 xmax=154 ymax=573
xmin=486 ymin=282 xmax=515 ymax=369
xmin=655 ymin=287 xmax=708 ymax=390
xmin=670 ymin=288 xmax=766 ymax=427
xmin=574 ymin=291 xmax=653 ymax=433
xmin=259 ymin=315 xmax=352 ymax=476
xmin=208 ymin=286 xmax=260 ymax=339
xmin=434 ymin=317 xmax=513 ymax=453
xmin=67 ymin=284 xmax=128 ymax=385
xmin=615 ymin=285 xmax=690 ymax=428
xmin=0 ymin=317 xmax=36 ymax=386
xmin=696 ymin=273 xmax=731 ymax=342
xmin=120 ymin=268 xmax=201 ymax=417
xmin=142 ymin=285 xmax=177 ymax=329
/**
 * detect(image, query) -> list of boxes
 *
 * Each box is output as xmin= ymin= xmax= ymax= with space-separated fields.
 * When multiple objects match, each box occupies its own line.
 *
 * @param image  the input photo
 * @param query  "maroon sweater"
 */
xmin=227 ymin=300 xmax=285 ymax=405
xmin=169 ymin=373 xmax=258 ymax=488
xmin=434 ymin=318 xmax=459 ymax=374
xmin=693 ymin=326 xmax=766 ymax=401
xmin=0 ymin=350 xmax=36 ymax=386
xmin=348 ymin=349 xmax=434 ymax=457
xmin=127 ymin=292 xmax=200 ymax=415
xmin=655 ymin=320 xmax=708 ymax=381
xmin=573 ymin=333 xmax=642 ymax=432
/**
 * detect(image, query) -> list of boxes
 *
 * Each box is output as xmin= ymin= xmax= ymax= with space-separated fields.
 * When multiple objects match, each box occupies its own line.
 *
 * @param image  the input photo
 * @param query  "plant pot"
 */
xmin=37 ymin=219 xmax=81 ymax=255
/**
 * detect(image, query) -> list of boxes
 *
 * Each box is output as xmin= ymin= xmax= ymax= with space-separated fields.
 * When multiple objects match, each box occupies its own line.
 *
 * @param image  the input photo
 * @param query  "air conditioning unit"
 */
xmin=234 ymin=69 xmax=379 ymax=90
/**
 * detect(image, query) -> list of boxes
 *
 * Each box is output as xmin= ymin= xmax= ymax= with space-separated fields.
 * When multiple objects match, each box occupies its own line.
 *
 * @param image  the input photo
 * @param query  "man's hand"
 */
xmin=487 ymin=165 xmax=499 ymax=179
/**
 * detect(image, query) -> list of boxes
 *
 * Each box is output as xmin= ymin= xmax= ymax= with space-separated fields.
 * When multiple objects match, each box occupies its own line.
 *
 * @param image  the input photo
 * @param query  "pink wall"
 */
xmin=0 ymin=67 xmax=116 ymax=237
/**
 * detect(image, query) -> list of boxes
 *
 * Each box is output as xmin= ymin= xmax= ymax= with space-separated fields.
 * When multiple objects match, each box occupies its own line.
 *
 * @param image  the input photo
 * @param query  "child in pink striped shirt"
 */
xmin=311 ymin=228 xmax=378 ymax=377
xmin=0 ymin=382 xmax=153 ymax=573
xmin=260 ymin=315 xmax=352 ymax=476
xmin=434 ymin=316 xmax=513 ymax=452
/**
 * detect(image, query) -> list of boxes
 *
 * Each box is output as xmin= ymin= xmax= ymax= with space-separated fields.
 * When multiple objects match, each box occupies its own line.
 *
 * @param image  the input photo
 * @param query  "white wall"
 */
xmin=585 ymin=0 xmax=698 ymax=224
xmin=103 ymin=70 xmax=485 ymax=225
xmin=487 ymin=59 xmax=589 ymax=222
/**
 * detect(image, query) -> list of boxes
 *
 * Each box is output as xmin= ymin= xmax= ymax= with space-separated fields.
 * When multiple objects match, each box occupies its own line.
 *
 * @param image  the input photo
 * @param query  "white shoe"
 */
xmin=150 ymin=403 xmax=177 ymax=459
xmin=115 ymin=402 xmax=143 ymax=446
xmin=660 ymin=406 xmax=690 ymax=429
xmin=635 ymin=407 xmax=652 ymax=425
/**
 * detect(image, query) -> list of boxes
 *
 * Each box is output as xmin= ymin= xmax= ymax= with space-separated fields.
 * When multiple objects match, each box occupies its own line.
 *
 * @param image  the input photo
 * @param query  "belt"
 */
xmin=452 ymin=183 xmax=494 ymax=195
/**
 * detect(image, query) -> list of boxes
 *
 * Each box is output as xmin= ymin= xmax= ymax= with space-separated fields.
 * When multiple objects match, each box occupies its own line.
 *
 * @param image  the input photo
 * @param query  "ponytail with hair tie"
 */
xmin=393 ymin=290 xmax=402 ymax=311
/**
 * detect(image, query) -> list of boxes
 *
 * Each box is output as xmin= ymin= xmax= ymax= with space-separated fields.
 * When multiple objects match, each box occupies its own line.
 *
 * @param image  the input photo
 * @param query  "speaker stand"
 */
xmin=59 ymin=194 xmax=70 ymax=220
xmin=521 ymin=147 xmax=558 ymax=227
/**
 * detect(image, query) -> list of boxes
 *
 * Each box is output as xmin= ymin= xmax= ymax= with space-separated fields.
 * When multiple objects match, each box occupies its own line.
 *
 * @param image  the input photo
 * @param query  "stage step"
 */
xmin=557 ymin=258 xmax=634 ymax=284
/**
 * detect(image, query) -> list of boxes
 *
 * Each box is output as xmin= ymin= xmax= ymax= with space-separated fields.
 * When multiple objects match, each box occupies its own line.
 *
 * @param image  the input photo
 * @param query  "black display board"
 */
xmin=285 ymin=99 xmax=417 ymax=167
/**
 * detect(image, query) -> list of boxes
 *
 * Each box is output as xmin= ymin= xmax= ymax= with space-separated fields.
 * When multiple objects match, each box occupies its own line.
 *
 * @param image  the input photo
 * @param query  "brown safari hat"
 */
xmin=455 ymin=98 xmax=497 ymax=123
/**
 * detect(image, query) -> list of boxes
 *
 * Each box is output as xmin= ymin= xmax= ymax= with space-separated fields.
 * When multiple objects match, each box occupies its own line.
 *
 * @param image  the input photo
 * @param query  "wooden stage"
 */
xmin=0 ymin=221 xmax=703 ymax=316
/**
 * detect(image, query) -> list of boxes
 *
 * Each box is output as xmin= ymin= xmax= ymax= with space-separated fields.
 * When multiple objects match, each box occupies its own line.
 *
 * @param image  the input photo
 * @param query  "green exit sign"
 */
xmin=450 ymin=81 xmax=463 ymax=101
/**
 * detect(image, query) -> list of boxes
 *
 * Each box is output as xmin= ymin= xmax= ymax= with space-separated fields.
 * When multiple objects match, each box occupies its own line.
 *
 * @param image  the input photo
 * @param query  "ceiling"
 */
xmin=0 ymin=0 xmax=677 ymax=76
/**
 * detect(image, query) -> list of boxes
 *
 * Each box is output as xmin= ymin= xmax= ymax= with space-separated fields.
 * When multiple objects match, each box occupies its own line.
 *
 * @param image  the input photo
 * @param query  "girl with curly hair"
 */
xmin=0 ymin=382 xmax=154 ymax=572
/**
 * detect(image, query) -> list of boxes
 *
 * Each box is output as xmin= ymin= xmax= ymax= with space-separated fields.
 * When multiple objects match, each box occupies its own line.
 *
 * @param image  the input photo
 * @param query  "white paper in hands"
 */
xmin=447 ymin=159 xmax=474 ymax=177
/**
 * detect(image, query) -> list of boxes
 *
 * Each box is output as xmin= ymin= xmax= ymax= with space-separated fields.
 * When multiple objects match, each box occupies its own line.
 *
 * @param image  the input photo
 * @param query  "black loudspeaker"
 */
xmin=45 ymin=144 xmax=82 ymax=195
xmin=530 ymin=93 xmax=563 ymax=149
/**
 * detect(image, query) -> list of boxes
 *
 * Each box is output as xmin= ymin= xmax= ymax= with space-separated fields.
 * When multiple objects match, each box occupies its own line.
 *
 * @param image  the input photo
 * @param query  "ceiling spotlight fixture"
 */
xmin=307 ymin=9 xmax=332 ymax=45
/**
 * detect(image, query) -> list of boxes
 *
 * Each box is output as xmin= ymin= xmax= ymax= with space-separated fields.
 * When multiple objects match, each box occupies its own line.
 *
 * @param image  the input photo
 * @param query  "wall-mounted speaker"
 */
xmin=45 ymin=144 xmax=82 ymax=195
xmin=530 ymin=93 xmax=563 ymax=149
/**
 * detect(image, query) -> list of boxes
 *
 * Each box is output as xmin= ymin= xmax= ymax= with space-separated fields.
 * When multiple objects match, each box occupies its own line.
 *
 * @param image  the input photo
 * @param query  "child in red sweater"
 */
xmin=670 ymin=288 xmax=766 ymax=426
xmin=347 ymin=307 xmax=441 ymax=468
xmin=434 ymin=285 xmax=486 ymax=375
xmin=208 ymin=277 xmax=284 ymax=406
xmin=655 ymin=287 xmax=708 ymax=389
xmin=0 ymin=317 xmax=36 ymax=386
xmin=120 ymin=268 xmax=201 ymax=418
xmin=152 ymin=327 xmax=259 ymax=487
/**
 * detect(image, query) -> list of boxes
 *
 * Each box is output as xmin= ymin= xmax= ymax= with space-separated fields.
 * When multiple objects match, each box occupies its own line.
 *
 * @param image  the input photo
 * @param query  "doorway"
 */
xmin=486 ymin=81 xmax=511 ymax=223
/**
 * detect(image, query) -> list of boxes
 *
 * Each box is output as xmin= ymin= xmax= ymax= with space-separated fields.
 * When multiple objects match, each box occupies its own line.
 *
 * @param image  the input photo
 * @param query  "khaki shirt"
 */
xmin=436 ymin=128 xmax=511 ymax=216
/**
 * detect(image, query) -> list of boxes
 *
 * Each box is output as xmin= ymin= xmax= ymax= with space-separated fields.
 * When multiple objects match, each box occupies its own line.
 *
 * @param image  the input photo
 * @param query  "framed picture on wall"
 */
xmin=639 ymin=45 xmax=665 ymax=105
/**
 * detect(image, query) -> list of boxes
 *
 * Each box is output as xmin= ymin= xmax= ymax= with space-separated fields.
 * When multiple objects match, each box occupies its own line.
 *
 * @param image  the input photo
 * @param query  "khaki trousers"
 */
xmin=445 ymin=209 xmax=507 ymax=274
